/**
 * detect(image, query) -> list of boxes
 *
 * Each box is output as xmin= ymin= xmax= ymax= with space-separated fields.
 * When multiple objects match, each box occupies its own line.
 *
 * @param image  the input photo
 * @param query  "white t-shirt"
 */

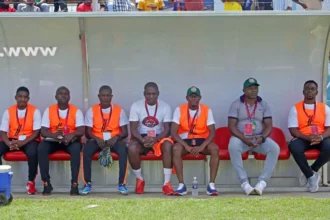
xmin=288 ymin=103 xmax=330 ymax=128
xmin=41 ymin=107 xmax=85 ymax=128
xmin=172 ymin=106 xmax=215 ymax=126
xmin=85 ymin=106 xmax=129 ymax=127
xmin=0 ymin=108 xmax=42 ymax=132
xmin=129 ymin=99 xmax=172 ymax=134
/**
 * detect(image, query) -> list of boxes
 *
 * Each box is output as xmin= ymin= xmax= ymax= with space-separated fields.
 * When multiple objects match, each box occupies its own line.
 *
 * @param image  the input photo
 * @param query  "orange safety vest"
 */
xmin=296 ymin=101 xmax=326 ymax=135
xmin=178 ymin=103 xmax=210 ymax=139
xmin=48 ymin=104 xmax=78 ymax=134
xmin=91 ymin=104 xmax=122 ymax=139
xmin=8 ymin=104 xmax=36 ymax=139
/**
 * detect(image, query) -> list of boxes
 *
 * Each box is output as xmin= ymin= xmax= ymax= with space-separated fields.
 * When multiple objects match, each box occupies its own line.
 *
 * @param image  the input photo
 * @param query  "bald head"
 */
xmin=56 ymin=86 xmax=70 ymax=95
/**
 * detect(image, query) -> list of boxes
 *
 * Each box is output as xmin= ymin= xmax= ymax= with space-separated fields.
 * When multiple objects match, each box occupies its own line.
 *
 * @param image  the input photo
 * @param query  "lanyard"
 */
xmin=303 ymin=102 xmax=316 ymax=126
xmin=244 ymin=97 xmax=258 ymax=121
xmin=187 ymin=106 xmax=199 ymax=134
xmin=57 ymin=106 xmax=70 ymax=128
xmin=100 ymin=104 xmax=112 ymax=132
xmin=15 ymin=107 xmax=28 ymax=135
xmin=145 ymin=100 xmax=158 ymax=117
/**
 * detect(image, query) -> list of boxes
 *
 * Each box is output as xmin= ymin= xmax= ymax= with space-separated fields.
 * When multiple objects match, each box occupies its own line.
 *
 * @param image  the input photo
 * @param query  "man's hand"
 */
xmin=95 ymin=138 xmax=106 ymax=150
xmin=143 ymin=136 xmax=155 ymax=147
xmin=63 ymin=133 xmax=76 ymax=145
xmin=183 ymin=144 xmax=193 ymax=155
xmin=52 ymin=130 xmax=64 ymax=142
xmin=310 ymin=135 xmax=322 ymax=145
xmin=8 ymin=141 xmax=19 ymax=151
xmin=243 ymin=137 xmax=257 ymax=148
xmin=190 ymin=145 xmax=205 ymax=157
xmin=255 ymin=136 xmax=263 ymax=146
xmin=106 ymin=136 xmax=119 ymax=148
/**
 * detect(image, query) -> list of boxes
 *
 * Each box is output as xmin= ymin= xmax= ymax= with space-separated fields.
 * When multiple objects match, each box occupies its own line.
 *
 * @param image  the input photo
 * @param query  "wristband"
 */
xmin=261 ymin=136 xmax=266 ymax=143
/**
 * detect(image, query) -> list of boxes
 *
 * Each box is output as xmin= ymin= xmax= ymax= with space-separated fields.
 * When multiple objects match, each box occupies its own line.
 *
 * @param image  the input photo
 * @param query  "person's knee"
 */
xmin=321 ymin=138 xmax=330 ymax=151
xmin=173 ymin=143 xmax=183 ymax=156
xmin=270 ymin=143 xmax=280 ymax=156
xmin=208 ymin=143 xmax=219 ymax=155
xmin=37 ymin=141 xmax=49 ymax=155
xmin=128 ymin=141 xmax=140 ymax=155
xmin=26 ymin=143 xmax=38 ymax=157
xmin=83 ymin=141 xmax=96 ymax=155
xmin=228 ymin=137 xmax=243 ymax=153
xmin=70 ymin=142 xmax=82 ymax=155
xmin=288 ymin=139 xmax=304 ymax=153
xmin=116 ymin=142 xmax=128 ymax=156
xmin=161 ymin=141 xmax=173 ymax=154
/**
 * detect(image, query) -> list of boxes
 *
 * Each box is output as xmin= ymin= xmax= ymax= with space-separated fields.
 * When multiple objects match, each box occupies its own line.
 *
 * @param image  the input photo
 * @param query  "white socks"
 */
xmin=133 ymin=168 xmax=143 ymax=180
xmin=209 ymin=182 xmax=215 ymax=190
xmin=177 ymin=183 xmax=185 ymax=190
xmin=134 ymin=168 xmax=172 ymax=185
xmin=164 ymin=168 xmax=172 ymax=185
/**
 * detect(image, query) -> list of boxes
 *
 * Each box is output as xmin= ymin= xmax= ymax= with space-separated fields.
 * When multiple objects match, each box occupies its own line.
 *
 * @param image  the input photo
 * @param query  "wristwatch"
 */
xmin=261 ymin=136 xmax=266 ymax=143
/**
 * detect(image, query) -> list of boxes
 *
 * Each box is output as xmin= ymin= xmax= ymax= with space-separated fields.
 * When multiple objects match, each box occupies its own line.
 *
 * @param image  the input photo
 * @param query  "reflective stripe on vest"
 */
xmin=296 ymin=101 xmax=326 ymax=135
xmin=91 ymin=104 xmax=122 ymax=139
xmin=49 ymin=104 xmax=78 ymax=134
xmin=178 ymin=103 xmax=210 ymax=139
xmin=8 ymin=104 xmax=36 ymax=139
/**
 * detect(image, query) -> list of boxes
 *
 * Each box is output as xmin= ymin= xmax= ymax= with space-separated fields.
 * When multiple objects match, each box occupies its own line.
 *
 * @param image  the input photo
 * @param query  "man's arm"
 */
xmin=171 ymin=122 xmax=190 ymax=150
xmin=261 ymin=118 xmax=272 ymax=140
xmin=130 ymin=121 xmax=144 ymax=143
xmin=201 ymin=124 xmax=216 ymax=147
xmin=292 ymin=0 xmax=308 ymax=9
xmin=228 ymin=118 xmax=246 ymax=141
xmin=157 ymin=122 xmax=171 ymax=141
xmin=289 ymin=127 xmax=312 ymax=141
xmin=41 ymin=127 xmax=57 ymax=139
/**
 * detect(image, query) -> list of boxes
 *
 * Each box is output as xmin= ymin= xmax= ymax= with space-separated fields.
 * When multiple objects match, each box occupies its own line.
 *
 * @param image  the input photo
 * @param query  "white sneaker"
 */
xmin=241 ymin=182 xmax=254 ymax=195
xmin=308 ymin=173 xmax=320 ymax=193
xmin=254 ymin=181 xmax=267 ymax=196
xmin=299 ymin=173 xmax=308 ymax=186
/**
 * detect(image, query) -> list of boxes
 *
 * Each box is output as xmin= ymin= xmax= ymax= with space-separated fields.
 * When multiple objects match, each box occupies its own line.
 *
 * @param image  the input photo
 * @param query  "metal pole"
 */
xmin=92 ymin=0 xmax=98 ymax=11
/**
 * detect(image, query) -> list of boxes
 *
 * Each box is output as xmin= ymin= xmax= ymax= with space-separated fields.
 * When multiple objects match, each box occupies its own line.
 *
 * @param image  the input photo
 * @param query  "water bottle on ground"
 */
xmin=192 ymin=177 xmax=198 ymax=196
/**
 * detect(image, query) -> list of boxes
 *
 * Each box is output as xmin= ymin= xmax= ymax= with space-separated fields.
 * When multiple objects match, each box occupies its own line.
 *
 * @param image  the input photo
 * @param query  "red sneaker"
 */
xmin=135 ymin=178 xmax=145 ymax=194
xmin=162 ymin=182 xmax=175 ymax=195
xmin=26 ymin=181 xmax=37 ymax=195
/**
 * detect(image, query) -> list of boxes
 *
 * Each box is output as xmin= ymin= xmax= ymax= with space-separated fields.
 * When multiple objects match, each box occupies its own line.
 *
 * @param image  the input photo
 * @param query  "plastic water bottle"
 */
xmin=192 ymin=177 xmax=198 ymax=196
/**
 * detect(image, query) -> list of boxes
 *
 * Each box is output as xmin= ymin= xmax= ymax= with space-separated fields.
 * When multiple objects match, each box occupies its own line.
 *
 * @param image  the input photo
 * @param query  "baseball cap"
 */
xmin=243 ymin=78 xmax=260 ymax=88
xmin=186 ymin=86 xmax=201 ymax=96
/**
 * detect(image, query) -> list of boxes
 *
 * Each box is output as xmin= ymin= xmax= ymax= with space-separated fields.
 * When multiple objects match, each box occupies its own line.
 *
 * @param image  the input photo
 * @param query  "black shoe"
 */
xmin=42 ymin=182 xmax=53 ymax=196
xmin=70 ymin=182 xmax=79 ymax=196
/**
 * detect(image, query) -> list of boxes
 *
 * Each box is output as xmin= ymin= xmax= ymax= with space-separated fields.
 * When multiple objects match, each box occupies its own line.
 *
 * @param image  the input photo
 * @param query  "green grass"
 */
xmin=1 ymin=197 xmax=330 ymax=219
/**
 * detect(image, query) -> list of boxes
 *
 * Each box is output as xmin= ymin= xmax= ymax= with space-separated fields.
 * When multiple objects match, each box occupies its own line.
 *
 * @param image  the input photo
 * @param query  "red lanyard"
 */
xmin=145 ymin=100 xmax=158 ymax=117
xmin=244 ymin=97 xmax=258 ymax=121
xmin=57 ymin=106 xmax=70 ymax=128
xmin=100 ymin=104 xmax=112 ymax=131
xmin=15 ymin=107 xmax=28 ymax=135
xmin=303 ymin=102 xmax=316 ymax=125
xmin=187 ymin=106 xmax=199 ymax=134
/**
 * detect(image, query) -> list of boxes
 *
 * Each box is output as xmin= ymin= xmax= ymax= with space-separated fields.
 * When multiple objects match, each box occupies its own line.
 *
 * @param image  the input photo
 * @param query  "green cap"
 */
xmin=243 ymin=78 xmax=260 ymax=88
xmin=186 ymin=86 xmax=201 ymax=96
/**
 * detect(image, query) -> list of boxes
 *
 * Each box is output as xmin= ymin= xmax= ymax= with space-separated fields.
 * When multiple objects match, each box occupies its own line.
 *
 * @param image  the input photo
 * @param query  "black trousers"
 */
xmin=38 ymin=140 xmax=81 ymax=184
xmin=0 ymin=140 xmax=38 ymax=181
xmin=289 ymin=137 xmax=330 ymax=179
xmin=83 ymin=140 xmax=128 ymax=185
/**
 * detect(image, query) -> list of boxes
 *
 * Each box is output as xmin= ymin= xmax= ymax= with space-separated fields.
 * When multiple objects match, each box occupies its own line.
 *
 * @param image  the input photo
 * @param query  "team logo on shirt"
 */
xmin=142 ymin=116 xmax=159 ymax=128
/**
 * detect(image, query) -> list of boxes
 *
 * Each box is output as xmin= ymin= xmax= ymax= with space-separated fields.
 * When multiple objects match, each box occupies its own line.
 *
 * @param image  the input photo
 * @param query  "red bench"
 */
xmin=4 ymin=150 xmax=73 ymax=161
xmin=214 ymin=127 xmax=249 ymax=160
xmin=253 ymin=127 xmax=290 ymax=160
